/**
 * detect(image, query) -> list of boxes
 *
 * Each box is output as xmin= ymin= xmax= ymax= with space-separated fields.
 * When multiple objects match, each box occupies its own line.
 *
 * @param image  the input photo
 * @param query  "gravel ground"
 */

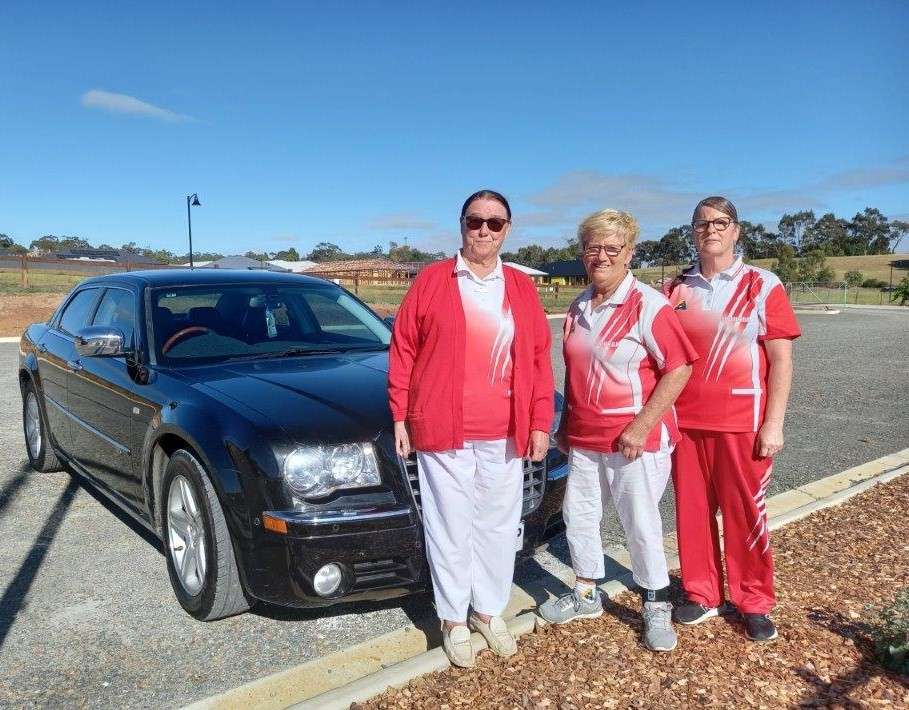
xmin=364 ymin=472 xmax=909 ymax=709
xmin=1 ymin=308 xmax=907 ymax=708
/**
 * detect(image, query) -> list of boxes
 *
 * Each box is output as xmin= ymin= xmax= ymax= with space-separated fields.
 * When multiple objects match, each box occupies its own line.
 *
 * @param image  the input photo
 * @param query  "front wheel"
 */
xmin=163 ymin=450 xmax=250 ymax=621
xmin=22 ymin=380 xmax=63 ymax=472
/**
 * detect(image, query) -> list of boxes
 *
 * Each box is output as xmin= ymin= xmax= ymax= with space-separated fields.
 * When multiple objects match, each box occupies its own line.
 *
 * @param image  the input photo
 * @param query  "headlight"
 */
xmin=283 ymin=442 xmax=381 ymax=499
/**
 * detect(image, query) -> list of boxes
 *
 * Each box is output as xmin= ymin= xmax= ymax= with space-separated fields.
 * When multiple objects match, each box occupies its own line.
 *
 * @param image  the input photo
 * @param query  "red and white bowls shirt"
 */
xmin=664 ymin=258 xmax=801 ymax=433
xmin=563 ymin=272 xmax=698 ymax=453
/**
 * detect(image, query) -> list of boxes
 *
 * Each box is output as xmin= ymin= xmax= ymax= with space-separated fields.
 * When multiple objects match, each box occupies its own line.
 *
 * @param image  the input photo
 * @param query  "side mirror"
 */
xmin=75 ymin=326 xmax=126 ymax=357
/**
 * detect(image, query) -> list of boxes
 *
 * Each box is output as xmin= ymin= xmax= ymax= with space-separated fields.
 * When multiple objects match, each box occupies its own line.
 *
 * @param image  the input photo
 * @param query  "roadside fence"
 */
xmin=785 ymin=281 xmax=898 ymax=307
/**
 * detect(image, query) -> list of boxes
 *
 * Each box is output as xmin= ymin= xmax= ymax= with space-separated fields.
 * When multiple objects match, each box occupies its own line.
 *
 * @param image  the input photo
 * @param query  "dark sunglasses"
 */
xmin=462 ymin=215 xmax=511 ymax=232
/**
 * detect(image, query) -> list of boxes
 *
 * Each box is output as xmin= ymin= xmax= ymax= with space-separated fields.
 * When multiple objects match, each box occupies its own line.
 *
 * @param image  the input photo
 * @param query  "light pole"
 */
xmin=186 ymin=193 xmax=201 ymax=268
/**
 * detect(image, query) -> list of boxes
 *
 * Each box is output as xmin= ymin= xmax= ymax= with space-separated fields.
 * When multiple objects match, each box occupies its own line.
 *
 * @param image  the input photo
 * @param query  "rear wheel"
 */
xmin=22 ymin=380 xmax=63 ymax=472
xmin=163 ymin=449 xmax=250 ymax=620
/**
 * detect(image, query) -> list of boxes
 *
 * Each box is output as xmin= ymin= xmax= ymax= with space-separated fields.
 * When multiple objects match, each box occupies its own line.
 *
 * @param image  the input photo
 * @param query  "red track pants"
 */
xmin=673 ymin=429 xmax=775 ymax=614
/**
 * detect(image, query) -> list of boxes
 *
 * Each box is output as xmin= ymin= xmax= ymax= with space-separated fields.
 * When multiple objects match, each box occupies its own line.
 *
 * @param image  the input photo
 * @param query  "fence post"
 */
xmin=20 ymin=255 xmax=29 ymax=288
xmin=554 ymin=283 xmax=560 ymax=307
xmin=354 ymin=273 xmax=360 ymax=296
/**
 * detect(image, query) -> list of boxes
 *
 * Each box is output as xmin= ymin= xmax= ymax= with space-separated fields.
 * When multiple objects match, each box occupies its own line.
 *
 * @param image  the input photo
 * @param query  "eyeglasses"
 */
xmin=581 ymin=243 xmax=626 ymax=259
xmin=462 ymin=215 xmax=511 ymax=232
xmin=693 ymin=217 xmax=734 ymax=233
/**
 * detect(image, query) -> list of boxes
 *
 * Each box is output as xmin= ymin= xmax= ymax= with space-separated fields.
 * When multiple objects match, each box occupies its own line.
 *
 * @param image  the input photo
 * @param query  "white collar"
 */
xmin=687 ymin=256 xmax=745 ymax=282
xmin=454 ymin=250 xmax=504 ymax=283
xmin=581 ymin=270 xmax=635 ymax=311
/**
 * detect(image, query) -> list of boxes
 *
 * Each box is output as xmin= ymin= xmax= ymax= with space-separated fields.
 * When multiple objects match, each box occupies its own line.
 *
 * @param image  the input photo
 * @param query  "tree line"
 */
xmin=0 ymin=234 xmax=445 ymax=265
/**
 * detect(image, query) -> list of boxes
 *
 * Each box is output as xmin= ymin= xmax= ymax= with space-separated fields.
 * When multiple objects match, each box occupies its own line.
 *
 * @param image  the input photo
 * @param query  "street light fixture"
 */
xmin=186 ymin=193 xmax=201 ymax=268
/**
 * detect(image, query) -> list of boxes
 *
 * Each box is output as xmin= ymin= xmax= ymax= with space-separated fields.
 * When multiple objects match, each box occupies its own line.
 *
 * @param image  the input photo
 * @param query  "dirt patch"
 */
xmin=362 ymin=474 xmax=909 ymax=709
xmin=370 ymin=303 xmax=399 ymax=319
xmin=0 ymin=294 xmax=64 ymax=336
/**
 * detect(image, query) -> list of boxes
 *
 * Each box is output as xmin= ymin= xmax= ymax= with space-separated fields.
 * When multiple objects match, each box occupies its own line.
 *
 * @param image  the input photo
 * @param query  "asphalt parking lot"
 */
xmin=1 ymin=308 xmax=907 ymax=708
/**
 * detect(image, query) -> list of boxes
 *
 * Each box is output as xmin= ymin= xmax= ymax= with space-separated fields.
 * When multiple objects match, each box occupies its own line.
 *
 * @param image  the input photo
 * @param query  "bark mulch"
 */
xmin=360 ymin=474 xmax=909 ymax=709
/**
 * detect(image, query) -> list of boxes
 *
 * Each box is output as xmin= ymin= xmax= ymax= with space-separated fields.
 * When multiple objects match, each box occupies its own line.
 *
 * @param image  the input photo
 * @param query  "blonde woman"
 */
xmin=540 ymin=209 xmax=697 ymax=652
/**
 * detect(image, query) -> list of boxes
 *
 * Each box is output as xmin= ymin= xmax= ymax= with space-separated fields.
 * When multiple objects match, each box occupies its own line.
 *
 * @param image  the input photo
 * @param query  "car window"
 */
xmin=153 ymin=283 xmax=390 ymax=363
xmin=92 ymin=288 xmax=137 ymax=346
xmin=59 ymin=288 xmax=100 ymax=336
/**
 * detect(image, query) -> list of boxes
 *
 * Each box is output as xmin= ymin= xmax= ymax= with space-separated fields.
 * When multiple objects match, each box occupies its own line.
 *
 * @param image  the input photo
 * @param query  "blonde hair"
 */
xmin=577 ymin=209 xmax=640 ymax=250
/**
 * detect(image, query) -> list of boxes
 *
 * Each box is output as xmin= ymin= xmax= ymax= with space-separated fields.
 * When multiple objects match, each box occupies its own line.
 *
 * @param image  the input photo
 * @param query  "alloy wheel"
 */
xmin=167 ymin=474 xmax=208 ymax=595
xmin=24 ymin=391 xmax=42 ymax=460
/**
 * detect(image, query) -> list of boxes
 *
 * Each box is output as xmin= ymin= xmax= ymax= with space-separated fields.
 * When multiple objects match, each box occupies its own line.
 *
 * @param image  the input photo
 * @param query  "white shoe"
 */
xmin=468 ymin=614 xmax=518 ymax=657
xmin=442 ymin=624 xmax=475 ymax=667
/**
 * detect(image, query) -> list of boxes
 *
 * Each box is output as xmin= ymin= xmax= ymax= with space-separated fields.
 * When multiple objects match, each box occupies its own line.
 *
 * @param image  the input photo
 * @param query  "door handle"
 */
xmin=66 ymin=359 xmax=84 ymax=372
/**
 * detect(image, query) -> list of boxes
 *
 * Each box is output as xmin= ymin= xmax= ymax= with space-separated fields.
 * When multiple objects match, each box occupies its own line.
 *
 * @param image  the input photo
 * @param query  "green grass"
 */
xmin=0 ymin=269 xmax=86 ymax=294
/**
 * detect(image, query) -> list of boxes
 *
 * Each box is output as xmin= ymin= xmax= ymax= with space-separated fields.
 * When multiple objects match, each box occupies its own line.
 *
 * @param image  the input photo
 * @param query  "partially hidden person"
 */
xmin=665 ymin=196 xmax=801 ymax=642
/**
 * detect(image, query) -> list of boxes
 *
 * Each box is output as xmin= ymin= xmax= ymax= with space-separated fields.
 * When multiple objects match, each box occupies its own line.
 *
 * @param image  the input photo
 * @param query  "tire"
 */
xmin=162 ymin=449 xmax=251 ymax=621
xmin=22 ymin=379 xmax=63 ymax=472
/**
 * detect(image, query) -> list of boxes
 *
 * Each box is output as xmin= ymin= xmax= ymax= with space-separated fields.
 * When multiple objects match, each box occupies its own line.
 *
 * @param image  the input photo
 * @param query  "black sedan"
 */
xmin=18 ymin=269 xmax=567 ymax=620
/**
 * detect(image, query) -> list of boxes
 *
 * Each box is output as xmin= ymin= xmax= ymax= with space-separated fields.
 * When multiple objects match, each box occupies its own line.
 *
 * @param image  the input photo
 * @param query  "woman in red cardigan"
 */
xmin=388 ymin=189 xmax=554 ymax=667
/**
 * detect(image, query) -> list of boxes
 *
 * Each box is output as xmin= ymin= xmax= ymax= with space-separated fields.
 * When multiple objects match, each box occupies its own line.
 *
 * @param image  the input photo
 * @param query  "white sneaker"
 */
xmin=442 ymin=624 xmax=475 ymax=668
xmin=468 ymin=614 xmax=518 ymax=657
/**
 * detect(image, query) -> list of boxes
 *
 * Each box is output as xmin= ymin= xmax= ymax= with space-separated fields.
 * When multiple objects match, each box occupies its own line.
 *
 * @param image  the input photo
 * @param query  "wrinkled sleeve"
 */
xmin=760 ymin=283 xmax=801 ymax=341
xmin=388 ymin=280 xmax=422 ymax=422
xmin=645 ymin=305 xmax=700 ymax=373
xmin=528 ymin=284 xmax=554 ymax=432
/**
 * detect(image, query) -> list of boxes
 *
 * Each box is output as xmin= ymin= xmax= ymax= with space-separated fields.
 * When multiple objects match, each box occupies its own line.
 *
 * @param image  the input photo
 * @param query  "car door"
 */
xmin=36 ymin=287 xmax=103 ymax=457
xmin=67 ymin=285 xmax=147 ymax=509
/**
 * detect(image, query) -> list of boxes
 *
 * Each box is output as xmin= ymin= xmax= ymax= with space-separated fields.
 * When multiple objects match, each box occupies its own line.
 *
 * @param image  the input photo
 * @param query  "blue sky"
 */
xmin=1 ymin=1 xmax=907 ymax=256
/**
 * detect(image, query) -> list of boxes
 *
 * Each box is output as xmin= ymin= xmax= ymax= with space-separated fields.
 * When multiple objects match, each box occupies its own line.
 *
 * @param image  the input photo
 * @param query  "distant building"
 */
xmin=303 ymin=258 xmax=416 ymax=279
xmin=54 ymin=248 xmax=162 ymax=265
xmin=504 ymin=262 xmax=548 ymax=281
xmin=538 ymin=259 xmax=587 ymax=286
xmin=268 ymin=259 xmax=317 ymax=273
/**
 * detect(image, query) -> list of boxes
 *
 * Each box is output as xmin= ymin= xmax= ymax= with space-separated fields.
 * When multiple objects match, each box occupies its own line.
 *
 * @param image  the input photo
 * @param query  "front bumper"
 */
xmin=242 ymin=452 xmax=569 ymax=608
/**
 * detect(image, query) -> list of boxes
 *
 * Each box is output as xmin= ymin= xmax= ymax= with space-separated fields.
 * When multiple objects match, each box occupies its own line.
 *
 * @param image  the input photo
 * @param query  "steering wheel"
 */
xmin=162 ymin=326 xmax=210 ymax=354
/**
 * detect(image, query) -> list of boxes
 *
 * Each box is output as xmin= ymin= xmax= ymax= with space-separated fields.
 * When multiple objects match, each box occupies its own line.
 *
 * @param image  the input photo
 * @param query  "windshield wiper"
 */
xmin=222 ymin=344 xmax=387 ymax=362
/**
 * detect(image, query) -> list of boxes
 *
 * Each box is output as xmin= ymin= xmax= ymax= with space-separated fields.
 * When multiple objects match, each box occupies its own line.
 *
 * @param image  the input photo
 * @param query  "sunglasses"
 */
xmin=462 ymin=215 xmax=511 ymax=233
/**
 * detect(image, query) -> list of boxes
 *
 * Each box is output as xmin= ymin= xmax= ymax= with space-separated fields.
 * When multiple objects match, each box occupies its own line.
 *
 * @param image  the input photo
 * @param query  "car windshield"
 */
xmin=152 ymin=282 xmax=391 ymax=364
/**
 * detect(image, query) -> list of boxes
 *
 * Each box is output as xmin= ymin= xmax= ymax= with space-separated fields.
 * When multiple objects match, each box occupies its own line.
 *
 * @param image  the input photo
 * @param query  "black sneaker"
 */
xmin=744 ymin=613 xmax=778 ymax=642
xmin=673 ymin=601 xmax=720 ymax=625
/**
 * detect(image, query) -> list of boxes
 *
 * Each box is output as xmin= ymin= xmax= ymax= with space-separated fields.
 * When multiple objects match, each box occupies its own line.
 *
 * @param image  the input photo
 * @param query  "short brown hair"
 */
xmin=460 ymin=189 xmax=511 ymax=220
xmin=692 ymin=196 xmax=738 ymax=224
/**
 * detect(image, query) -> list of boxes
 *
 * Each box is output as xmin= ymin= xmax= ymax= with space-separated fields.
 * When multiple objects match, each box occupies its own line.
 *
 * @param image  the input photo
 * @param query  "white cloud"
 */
xmin=80 ymin=89 xmax=195 ymax=123
xmin=367 ymin=213 xmax=436 ymax=231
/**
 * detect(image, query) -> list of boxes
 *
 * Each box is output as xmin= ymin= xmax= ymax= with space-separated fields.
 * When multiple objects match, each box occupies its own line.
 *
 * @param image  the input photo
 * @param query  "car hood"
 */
xmin=187 ymin=351 xmax=392 ymax=444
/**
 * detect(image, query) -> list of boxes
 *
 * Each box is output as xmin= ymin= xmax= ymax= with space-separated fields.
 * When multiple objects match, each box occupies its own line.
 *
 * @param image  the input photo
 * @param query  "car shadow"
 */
xmin=63 ymin=465 xmax=164 ymax=554
xmin=0 ymin=477 xmax=80 ymax=651
xmin=0 ymin=464 xmax=31 ymax=520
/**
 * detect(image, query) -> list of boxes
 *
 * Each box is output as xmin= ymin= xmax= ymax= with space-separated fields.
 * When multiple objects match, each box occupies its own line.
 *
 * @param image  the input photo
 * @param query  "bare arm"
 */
xmin=618 ymin=364 xmax=692 ymax=460
xmin=756 ymin=337 xmax=794 ymax=458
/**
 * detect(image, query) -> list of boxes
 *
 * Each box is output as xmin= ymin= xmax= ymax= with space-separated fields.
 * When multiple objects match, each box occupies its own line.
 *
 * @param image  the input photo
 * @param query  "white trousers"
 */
xmin=417 ymin=439 xmax=524 ymax=622
xmin=564 ymin=446 xmax=672 ymax=591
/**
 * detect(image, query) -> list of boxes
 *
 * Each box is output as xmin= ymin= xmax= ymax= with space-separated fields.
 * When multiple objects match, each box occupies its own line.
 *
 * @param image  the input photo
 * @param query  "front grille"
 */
xmin=400 ymin=454 xmax=546 ymax=518
xmin=351 ymin=557 xmax=414 ymax=589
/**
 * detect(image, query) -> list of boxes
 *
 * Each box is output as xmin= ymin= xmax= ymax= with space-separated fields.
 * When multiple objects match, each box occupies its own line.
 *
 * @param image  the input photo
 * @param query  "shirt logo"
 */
xmin=674 ymin=299 xmax=688 ymax=311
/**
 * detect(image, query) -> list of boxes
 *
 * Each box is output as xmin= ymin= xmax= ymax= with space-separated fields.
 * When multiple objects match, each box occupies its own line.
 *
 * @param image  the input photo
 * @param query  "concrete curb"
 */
xmin=0 ymin=336 xmax=20 ymax=343
xmin=183 ymin=448 xmax=909 ymax=710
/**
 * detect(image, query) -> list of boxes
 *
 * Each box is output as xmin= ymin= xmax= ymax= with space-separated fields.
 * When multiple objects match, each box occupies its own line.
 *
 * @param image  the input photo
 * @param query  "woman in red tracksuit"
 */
xmin=388 ymin=189 xmax=553 ymax=667
xmin=665 ymin=196 xmax=801 ymax=642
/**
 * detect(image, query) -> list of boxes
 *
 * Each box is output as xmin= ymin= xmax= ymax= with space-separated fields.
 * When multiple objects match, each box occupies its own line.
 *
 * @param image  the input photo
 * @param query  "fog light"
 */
xmin=313 ymin=563 xmax=343 ymax=596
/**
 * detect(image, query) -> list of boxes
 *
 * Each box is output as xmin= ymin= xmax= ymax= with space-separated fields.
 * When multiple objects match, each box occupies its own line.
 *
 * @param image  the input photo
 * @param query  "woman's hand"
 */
xmin=617 ymin=421 xmax=648 ymax=461
xmin=526 ymin=429 xmax=549 ymax=462
xmin=394 ymin=420 xmax=411 ymax=458
xmin=756 ymin=420 xmax=784 ymax=458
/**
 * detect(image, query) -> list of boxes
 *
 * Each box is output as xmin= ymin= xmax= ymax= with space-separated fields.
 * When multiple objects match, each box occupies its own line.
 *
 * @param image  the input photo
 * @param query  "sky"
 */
xmin=1 ymin=1 xmax=907 ymax=257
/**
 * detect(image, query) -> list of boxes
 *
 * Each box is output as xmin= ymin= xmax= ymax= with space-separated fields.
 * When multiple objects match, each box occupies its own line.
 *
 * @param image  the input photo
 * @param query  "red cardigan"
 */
xmin=388 ymin=258 xmax=554 ymax=454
